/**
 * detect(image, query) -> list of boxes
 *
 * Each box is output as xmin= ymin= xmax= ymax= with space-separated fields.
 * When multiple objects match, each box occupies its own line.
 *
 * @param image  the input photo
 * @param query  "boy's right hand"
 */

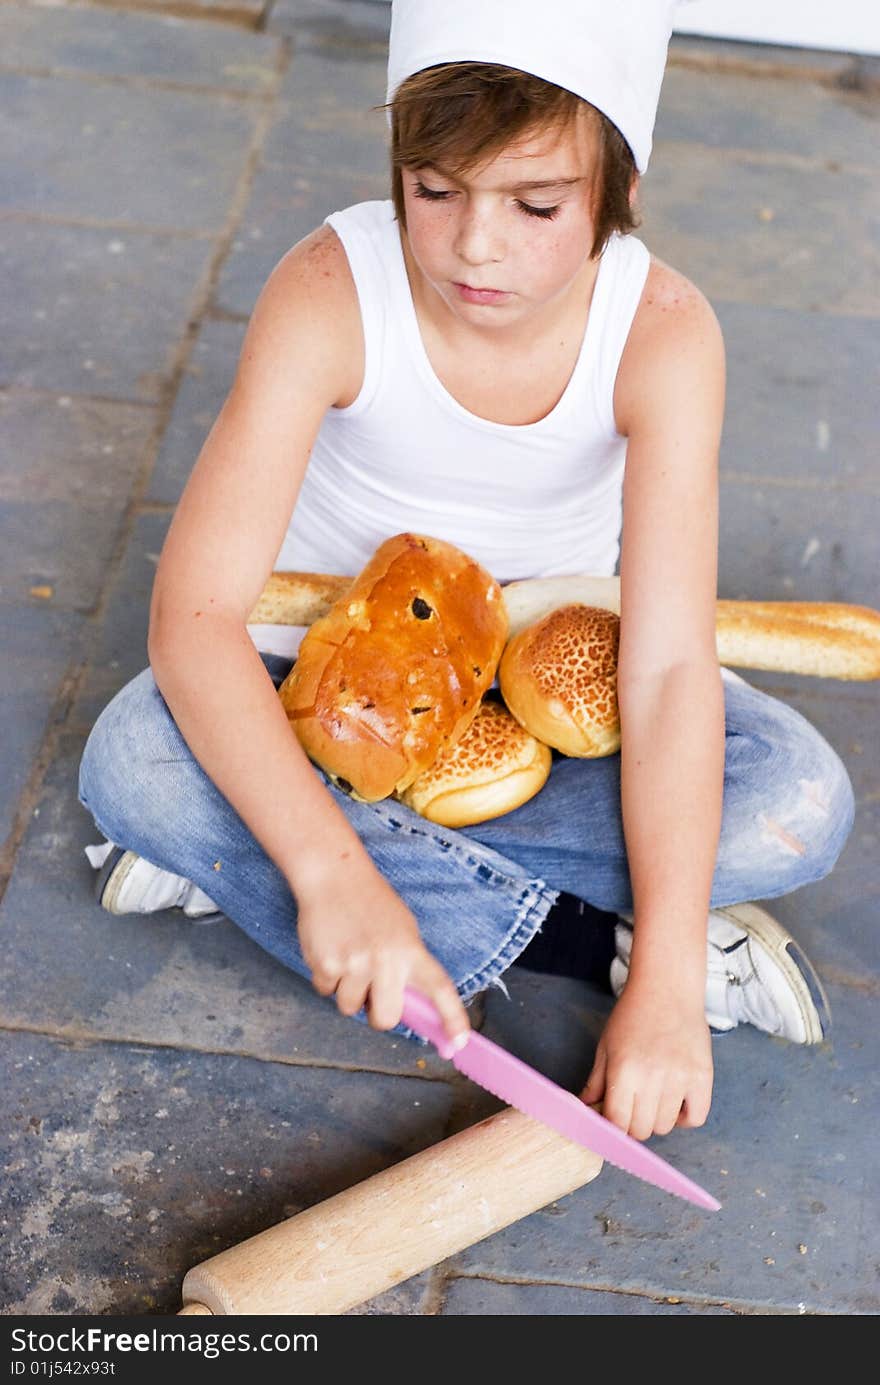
xmin=295 ymin=856 xmax=471 ymax=1051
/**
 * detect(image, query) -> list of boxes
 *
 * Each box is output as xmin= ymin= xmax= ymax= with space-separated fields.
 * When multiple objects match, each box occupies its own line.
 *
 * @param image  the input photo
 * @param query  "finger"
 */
xmin=601 ymin=1077 xmax=635 ymax=1137
xmin=581 ymin=1047 xmax=607 ymax=1104
xmin=365 ymin=964 xmax=409 ymax=1032
xmin=411 ymin=958 xmax=470 ymax=1049
xmin=628 ymin=1090 xmax=662 ymax=1143
xmin=654 ymin=1089 xmax=687 ymax=1137
xmin=310 ymin=960 xmax=343 ymax=997
xmin=677 ymin=1083 xmax=712 ymax=1129
xmin=334 ymin=972 xmax=371 ymax=1018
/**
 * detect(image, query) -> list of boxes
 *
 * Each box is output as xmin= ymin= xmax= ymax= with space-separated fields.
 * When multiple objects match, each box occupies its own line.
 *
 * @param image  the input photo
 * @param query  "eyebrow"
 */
xmin=421 ymin=165 xmax=584 ymax=193
xmin=506 ymin=178 xmax=584 ymax=192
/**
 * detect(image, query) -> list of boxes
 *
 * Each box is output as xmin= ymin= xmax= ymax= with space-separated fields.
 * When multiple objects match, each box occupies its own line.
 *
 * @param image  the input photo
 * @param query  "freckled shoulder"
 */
xmin=614 ymin=255 xmax=724 ymax=434
xmin=268 ymin=224 xmax=365 ymax=408
xmin=637 ymin=255 xmax=718 ymax=334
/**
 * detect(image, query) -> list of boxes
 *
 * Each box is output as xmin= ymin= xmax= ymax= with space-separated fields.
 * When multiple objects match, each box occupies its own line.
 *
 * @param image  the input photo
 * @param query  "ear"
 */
xmin=628 ymin=173 xmax=640 ymax=211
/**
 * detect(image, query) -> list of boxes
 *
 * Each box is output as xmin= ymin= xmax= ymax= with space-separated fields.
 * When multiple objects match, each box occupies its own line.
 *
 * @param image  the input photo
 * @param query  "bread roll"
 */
xmin=278 ymin=533 xmax=508 ymax=802
xmin=397 ymin=700 xmax=552 ymax=827
xmin=499 ymin=604 xmax=621 ymax=757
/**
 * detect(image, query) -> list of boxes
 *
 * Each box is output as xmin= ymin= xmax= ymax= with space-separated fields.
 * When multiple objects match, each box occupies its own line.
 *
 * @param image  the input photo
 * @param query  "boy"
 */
xmin=80 ymin=0 xmax=853 ymax=1141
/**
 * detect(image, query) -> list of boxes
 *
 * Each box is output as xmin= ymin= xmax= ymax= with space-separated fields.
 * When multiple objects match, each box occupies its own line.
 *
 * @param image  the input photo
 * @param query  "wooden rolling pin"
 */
xmin=249 ymin=571 xmax=880 ymax=680
xmin=179 ymin=1108 xmax=602 ymax=1316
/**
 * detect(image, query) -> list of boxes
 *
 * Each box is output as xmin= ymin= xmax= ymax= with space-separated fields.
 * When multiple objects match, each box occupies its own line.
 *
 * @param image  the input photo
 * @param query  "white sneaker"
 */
xmin=611 ymin=902 xmax=831 ymax=1045
xmin=88 ymin=841 xmax=223 ymax=921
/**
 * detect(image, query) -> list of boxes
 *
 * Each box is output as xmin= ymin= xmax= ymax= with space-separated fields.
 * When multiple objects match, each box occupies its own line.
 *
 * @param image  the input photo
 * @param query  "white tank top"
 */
xmin=249 ymin=199 xmax=649 ymax=657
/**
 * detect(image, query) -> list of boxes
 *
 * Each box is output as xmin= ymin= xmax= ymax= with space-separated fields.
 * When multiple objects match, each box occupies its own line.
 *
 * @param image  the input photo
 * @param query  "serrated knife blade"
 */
xmin=402 ymin=987 xmax=721 ymax=1211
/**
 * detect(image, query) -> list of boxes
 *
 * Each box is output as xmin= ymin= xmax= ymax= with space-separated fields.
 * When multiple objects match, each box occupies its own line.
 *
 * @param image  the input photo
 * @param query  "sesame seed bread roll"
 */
xmin=278 ymin=533 xmax=508 ymax=802
xmin=499 ymin=605 xmax=621 ymax=758
xmin=397 ymin=700 xmax=552 ymax=827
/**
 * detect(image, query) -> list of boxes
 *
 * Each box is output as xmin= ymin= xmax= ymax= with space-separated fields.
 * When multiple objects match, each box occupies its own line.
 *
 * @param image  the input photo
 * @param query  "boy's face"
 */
xmin=401 ymin=110 xmax=604 ymax=330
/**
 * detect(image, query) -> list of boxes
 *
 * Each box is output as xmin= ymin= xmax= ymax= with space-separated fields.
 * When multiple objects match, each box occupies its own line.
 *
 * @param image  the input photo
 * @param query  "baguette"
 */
xmin=714 ymin=600 xmax=880 ymax=680
xmin=257 ymin=569 xmax=880 ymax=680
xmin=277 ymin=534 xmax=507 ymax=802
xmin=248 ymin=571 xmax=354 ymax=626
xmin=494 ymin=578 xmax=880 ymax=681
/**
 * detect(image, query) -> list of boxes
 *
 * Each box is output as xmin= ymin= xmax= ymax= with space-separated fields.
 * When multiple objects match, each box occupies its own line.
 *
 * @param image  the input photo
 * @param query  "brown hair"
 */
xmin=386 ymin=62 xmax=639 ymax=259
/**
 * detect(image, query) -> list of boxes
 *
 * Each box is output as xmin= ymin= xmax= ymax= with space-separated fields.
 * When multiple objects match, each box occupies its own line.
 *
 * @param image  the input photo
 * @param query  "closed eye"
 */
xmin=413 ymin=181 xmax=453 ymax=202
xmin=516 ymin=200 xmax=561 ymax=220
xmin=413 ymin=181 xmax=561 ymax=220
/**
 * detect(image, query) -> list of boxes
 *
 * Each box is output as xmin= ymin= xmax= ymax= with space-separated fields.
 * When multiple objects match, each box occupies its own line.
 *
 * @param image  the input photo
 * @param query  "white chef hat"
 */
xmin=386 ymin=0 xmax=681 ymax=174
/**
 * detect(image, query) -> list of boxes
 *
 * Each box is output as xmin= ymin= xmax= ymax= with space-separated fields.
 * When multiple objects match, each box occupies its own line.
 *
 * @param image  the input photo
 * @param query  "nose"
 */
xmin=453 ymin=199 xmax=504 ymax=267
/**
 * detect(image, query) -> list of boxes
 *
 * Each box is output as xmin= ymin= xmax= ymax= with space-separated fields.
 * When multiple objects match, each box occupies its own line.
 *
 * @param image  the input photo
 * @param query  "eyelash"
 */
xmin=412 ymin=181 xmax=561 ymax=221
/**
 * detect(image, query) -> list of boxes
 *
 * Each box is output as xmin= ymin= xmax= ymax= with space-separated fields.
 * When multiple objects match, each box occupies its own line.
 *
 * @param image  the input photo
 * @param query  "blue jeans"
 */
xmin=77 ymin=657 xmax=855 ymax=1027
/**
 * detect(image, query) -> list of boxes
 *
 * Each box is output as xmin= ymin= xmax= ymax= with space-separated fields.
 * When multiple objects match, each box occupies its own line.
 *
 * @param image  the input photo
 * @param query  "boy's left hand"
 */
xmin=580 ymin=982 xmax=713 ymax=1140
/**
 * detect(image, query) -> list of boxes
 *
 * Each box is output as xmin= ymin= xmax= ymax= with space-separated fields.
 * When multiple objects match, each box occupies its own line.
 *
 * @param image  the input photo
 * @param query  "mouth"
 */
xmin=453 ymin=282 xmax=511 ymax=305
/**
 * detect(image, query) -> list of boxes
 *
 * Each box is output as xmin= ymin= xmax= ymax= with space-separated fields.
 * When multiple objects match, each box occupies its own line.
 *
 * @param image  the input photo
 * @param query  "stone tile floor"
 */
xmin=1 ymin=0 xmax=877 ymax=1316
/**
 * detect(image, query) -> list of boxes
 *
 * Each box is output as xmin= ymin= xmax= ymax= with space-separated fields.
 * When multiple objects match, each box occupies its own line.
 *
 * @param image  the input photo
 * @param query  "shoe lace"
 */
xmin=724 ymin=939 xmax=782 ymax=1031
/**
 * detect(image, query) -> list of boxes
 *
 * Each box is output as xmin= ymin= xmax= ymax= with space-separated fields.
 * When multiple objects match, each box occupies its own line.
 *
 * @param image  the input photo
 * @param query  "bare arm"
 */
xmin=148 ymin=227 xmax=470 ymax=1045
xmin=582 ymin=260 xmax=726 ymax=1138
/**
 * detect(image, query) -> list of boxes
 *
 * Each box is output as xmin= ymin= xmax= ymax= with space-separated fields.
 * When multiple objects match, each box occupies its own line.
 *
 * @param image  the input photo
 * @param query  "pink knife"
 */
xmin=401 ymin=986 xmax=721 ymax=1211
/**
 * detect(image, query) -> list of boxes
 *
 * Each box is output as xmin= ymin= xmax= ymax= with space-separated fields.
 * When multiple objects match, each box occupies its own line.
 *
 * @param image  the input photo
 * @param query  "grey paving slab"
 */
xmin=0 ymin=221 xmax=213 ymax=399
xmin=0 ymin=499 xmax=135 ymax=621
xmin=215 ymin=162 xmax=388 ymax=316
xmin=54 ymin=0 xmax=266 ymax=26
xmin=0 ymin=390 xmax=155 ymax=509
xmin=264 ymin=43 xmax=388 ymax=173
xmin=0 ymin=605 xmax=85 ymax=848
xmin=1 ymin=1028 xmax=449 ymax=1314
xmin=269 ymin=0 xmax=392 ymax=49
xmin=640 ymin=144 xmax=880 ymax=315
xmin=0 ymin=390 xmax=157 ymax=611
xmin=147 ymin=318 xmax=245 ymax=504
xmin=2 ymin=72 xmax=258 ymax=228
xmin=455 ymin=971 xmax=879 ymax=1314
xmin=657 ymin=65 xmax=880 ymax=168
xmin=442 ymin=1276 xmax=737 ymax=1315
xmin=0 ymin=5 xmax=280 ymax=90
xmin=212 ymin=16 xmax=388 ymax=316
xmin=666 ymin=35 xmax=862 ymax=85
xmin=0 ymin=728 xmax=455 ymax=1080
xmin=717 ymin=302 xmax=880 ymax=494
xmin=718 ymin=481 xmax=879 ymax=606
xmin=69 ymin=511 xmax=167 ymax=730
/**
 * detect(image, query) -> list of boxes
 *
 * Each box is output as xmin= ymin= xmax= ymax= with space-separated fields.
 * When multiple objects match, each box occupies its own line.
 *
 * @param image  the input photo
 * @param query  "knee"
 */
xmin=749 ymin=716 xmax=855 ymax=891
xmin=77 ymin=667 xmax=187 ymax=841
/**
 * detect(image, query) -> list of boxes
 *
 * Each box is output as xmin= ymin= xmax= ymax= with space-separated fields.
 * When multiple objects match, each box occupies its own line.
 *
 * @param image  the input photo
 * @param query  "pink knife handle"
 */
xmin=401 ymin=987 xmax=465 ymax=1060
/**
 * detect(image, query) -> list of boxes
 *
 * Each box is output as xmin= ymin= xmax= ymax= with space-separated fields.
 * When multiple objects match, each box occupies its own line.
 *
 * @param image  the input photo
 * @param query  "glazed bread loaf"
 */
xmin=278 ymin=533 xmax=508 ymax=801
xmin=499 ymin=604 xmax=622 ymax=757
xmin=396 ymin=700 xmax=552 ymax=827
